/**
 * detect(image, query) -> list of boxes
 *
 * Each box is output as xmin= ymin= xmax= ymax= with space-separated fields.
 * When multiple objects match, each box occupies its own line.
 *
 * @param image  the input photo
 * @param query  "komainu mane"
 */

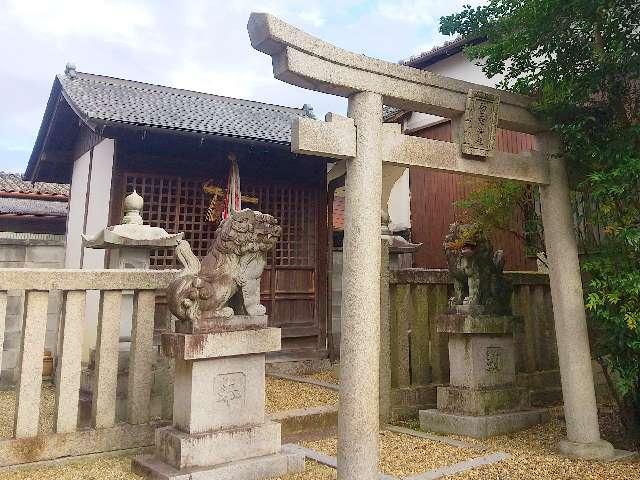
xmin=444 ymin=223 xmax=512 ymax=315
xmin=167 ymin=209 xmax=281 ymax=321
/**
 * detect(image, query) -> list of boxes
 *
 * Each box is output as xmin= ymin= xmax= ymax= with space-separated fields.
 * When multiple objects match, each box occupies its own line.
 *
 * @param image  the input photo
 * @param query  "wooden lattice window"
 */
xmin=243 ymin=185 xmax=318 ymax=267
xmin=124 ymin=173 xmax=318 ymax=269
xmin=125 ymin=174 xmax=215 ymax=268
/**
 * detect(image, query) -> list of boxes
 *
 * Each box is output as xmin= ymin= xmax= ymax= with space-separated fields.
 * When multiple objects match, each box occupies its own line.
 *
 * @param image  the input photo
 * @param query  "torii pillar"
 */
xmin=247 ymin=13 xmax=616 ymax=477
xmin=338 ymin=91 xmax=383 ymax=478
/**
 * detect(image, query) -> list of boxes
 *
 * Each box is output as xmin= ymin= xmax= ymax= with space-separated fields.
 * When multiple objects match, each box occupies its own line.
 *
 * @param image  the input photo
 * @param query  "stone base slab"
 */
xmin=156 ymin=422 xmax=281 ymax=469
xmin=175 ymin=315 xmax=268 ymax=334
xmin=132 ymin=450 xmax=304 ymax=480
xmin=162 ymin=328 xmax=281 ymax=360
xmin=437 ymin=313 xmax=515 ymax=335
xmin=437 ymin=386 xmax=529 ymax=416
xmin=558 ymin=438 xmax=617 ymax=460
xmin=270 ymin=405 xmax=338 ymax=441
xmin=0 ymin=422 xmax=165 ymax=467
xmin=420 ymin=408 xmax=549 ymax=439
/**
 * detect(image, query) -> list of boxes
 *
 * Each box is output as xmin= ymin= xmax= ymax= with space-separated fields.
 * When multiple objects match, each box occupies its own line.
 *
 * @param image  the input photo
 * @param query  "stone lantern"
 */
xmin=83 ymin=189 xmax=185 ymax=340
xmin=80 ymin=191 xmax=186 ymax=421
xmin=83 ymin=190 xmax=183 ymax=270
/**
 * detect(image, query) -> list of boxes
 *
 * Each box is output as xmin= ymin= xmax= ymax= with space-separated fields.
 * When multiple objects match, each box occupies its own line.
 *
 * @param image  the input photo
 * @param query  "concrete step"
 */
xmin=270 ymin=405 xmax=338 ymax=442
xmin=530 ymin=387 xmax=563 ymax=407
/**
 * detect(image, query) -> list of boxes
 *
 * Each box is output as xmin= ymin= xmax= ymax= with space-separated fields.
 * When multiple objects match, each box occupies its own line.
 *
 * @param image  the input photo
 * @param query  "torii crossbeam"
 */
xmin=248 ymin=12 xmax=615 ymax=478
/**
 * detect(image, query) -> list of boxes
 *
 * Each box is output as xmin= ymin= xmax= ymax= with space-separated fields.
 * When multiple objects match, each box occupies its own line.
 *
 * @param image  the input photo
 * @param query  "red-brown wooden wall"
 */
xmin=410 ymin=121 xmax=537 ymax=271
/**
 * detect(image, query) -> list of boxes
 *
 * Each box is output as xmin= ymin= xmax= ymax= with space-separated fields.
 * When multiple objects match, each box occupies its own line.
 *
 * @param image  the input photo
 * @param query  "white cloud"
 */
xmin=7 ymin=0 xmax=157 ymax=49
xmin=375 ymin=1 xmax=436 ymax=26
xmin=166 ymin=63 xmax=268 ymax=100
xmin=299 ymin=8 xmax=326 ymax=27
xmin=375 ymin=0 xmax=486 ymax=27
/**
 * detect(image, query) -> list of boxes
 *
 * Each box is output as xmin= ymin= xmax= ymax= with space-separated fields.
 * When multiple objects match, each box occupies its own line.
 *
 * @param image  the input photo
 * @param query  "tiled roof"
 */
xmin=383 ymin=105 xmax=404 ymax=121
xmin=0 ymin=197 xmax=68 ymax=217
xmin=59 ymin=72 xmax=314 ymax=144
xmin=0 ymin=172 xmax=69 ymax=197
xmin=401 ymin=36 xmax=483 ymax=69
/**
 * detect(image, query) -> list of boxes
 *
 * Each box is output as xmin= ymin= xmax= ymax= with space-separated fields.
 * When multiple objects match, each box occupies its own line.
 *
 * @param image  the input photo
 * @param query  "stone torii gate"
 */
xmin=247 ymin=12 xmax=615 ymax=478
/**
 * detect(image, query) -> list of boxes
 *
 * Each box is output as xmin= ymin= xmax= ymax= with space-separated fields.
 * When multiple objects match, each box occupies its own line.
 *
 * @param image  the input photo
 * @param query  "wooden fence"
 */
xmin=0 ymin=268 xmax=178 ymax=466
xmin=384 ymin=268 xmax=560 ymax=418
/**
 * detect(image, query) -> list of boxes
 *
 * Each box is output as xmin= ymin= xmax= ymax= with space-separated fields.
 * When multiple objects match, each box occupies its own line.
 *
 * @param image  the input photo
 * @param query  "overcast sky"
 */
xmin=0 ymin=0 xmax=485 ymax=173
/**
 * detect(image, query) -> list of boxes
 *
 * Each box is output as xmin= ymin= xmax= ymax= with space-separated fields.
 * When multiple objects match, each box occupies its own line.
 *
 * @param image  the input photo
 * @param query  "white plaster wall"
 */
xmin=81 ymin=139 xmax=115 ymax=359
xmin=82 ymin=139 xmax=115 ymax=270
xmin=427 ymin=53 xmax=503 ymax=87
xmin=63 ymin=139 xmax=115 ymax=360
xmin=403 ymin=53 xmax=504 ymax=133
xmin=404 ymin=113 xmax=445 ymax=133
xmin=387 ymin=169 xmax=410 ymax=232
xmin=64 ymin=151 xmax=91 ymax=268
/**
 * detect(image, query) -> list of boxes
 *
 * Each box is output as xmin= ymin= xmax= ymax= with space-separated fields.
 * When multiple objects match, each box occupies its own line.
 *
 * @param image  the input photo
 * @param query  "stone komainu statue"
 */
xmin=168 ymin=209 xmax=281 ymax=321
xmin=444 ymin=223 xmax=512 ymax=315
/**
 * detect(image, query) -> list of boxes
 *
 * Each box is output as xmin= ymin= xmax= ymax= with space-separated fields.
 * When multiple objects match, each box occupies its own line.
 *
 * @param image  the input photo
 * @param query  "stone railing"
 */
xmin=0 ymin=268 xmax=178 ymax=466
xmin=383 ymin=268 xmax=560 ymax=418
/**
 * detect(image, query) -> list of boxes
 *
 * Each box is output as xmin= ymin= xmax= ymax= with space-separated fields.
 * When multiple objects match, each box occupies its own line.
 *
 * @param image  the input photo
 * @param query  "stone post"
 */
xmin=537 ymin=133 xmax=614 ymax=459
xmin=379 ymin=238 xmax=391 ymax=423
xmin=338 ymin=91 xmax=383 ymax=480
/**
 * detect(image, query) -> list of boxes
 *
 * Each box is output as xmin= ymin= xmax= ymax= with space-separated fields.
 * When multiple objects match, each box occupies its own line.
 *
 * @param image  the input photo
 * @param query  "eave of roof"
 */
xmin=25 ymin=69 xmax=315 ymax=181
xmin=0 ymin=197 xmax=68 ymax=217
xmin=401 ymin=36 xmax=485 ymax=69
xmin=59 ymin=72 xmax=309 ymax=142
xmin=24 ymin=78 xmax=64 ymax=180
xmin=0 ymin=172 xmax=69 ymax=197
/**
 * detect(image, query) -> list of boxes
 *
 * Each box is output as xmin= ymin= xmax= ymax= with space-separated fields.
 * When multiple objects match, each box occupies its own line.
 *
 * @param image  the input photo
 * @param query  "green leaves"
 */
xmin=455 ymin=180 xmax=544 ymax=260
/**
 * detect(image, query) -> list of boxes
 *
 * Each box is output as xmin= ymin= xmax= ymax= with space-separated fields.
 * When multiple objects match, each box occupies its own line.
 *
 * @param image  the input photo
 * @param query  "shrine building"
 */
xmin=24 ymin=65 xmax=330 ymax=362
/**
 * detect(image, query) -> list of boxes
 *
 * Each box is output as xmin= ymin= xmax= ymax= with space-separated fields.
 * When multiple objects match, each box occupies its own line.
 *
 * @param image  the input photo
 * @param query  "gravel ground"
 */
xmin=265 ymin=377 xmax=338 ymax=413
xmin=445 ymin=408 xmax=640 ymax=480
xmin=301 ymin=370 xmax=339 ymax=385
xmin=0 ymin=385 xmax=55 ymax=439
xmin=276 ymin=460 xmax=336 ymax=480
xmin=1 ymin=380 xmax=638 ymax=479
xmin=299 ymin=430 xmax=480 ymax=477
xmin=0 ymin=457 xmax=337 ymax=480
xmin=0 ymin=454 xmax=138 ymax=480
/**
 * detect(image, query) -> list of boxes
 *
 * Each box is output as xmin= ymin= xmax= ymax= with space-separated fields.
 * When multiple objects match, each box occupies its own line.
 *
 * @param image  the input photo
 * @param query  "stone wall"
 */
xmin=0 ymin=232 xmax=65 ymax=385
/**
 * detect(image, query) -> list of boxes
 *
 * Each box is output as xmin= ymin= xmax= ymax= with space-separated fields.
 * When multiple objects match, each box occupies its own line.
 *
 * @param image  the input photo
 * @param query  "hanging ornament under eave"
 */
xmin=222 ymin=153 xmax=241 ymax=220
xmin=203 ymin=182 xmax=225 ymax=224
xmin=202 ymin=154 xmax=259 ymax=225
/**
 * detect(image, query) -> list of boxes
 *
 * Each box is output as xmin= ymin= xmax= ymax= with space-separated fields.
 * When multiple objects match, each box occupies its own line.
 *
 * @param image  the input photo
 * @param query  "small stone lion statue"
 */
xmin=167 ymin=209 xmax=281 ymax=321
xmin=444 ymin=223 xmax=512 ymax=315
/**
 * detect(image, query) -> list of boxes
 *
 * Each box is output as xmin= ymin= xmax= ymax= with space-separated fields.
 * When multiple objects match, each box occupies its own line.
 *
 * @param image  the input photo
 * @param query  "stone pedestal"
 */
xmin=132 ymin=319 xmax=304 ymax=479
xmin=420 ymin=309 xmax=548 ymax=439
